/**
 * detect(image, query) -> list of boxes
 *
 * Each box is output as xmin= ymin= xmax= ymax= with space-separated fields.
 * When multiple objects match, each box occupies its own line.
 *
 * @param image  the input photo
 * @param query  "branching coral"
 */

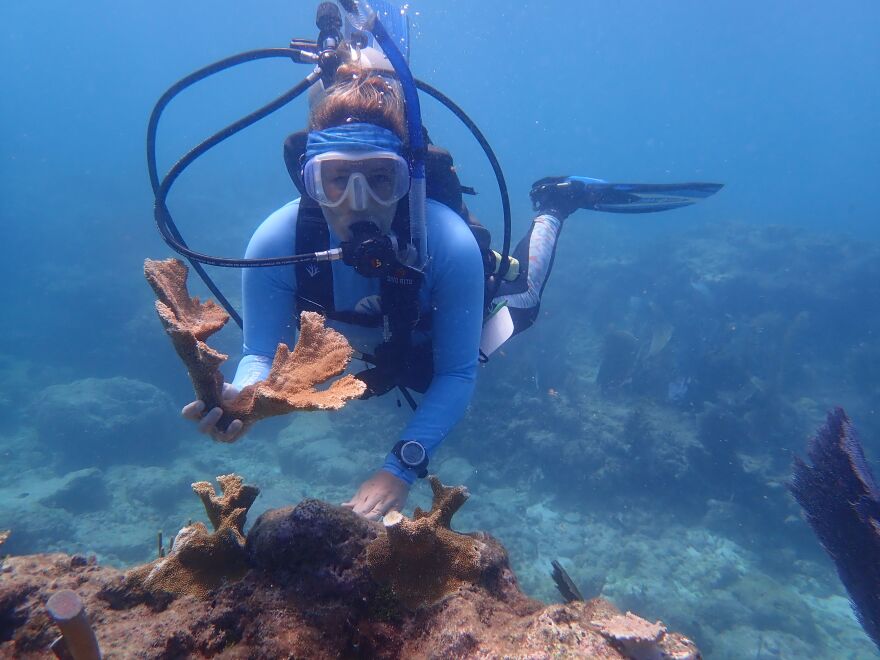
xmin=366 ymin=476 xmax=490 ymax=608
xmin=125 ymin=474 xmax=259 ymax=599
xmin=144 ymin=258 xmax=365 ymax=438
xmin=144 ymin=258 xmax=228 ymax=414
xmin=226 ymin=310 xmax=366 ymax=420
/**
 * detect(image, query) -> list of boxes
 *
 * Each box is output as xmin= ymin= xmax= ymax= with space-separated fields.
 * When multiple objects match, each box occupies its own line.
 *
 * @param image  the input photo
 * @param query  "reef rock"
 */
xmin=591 ymin=610 xmax=699 ymax=660
xmin=145 ymin=258 xmax=366 ymax=437
xmin=38 ymin=467 xmax=108 ymax=514
xmin=31 ymin=376 xmax=177 ymax=468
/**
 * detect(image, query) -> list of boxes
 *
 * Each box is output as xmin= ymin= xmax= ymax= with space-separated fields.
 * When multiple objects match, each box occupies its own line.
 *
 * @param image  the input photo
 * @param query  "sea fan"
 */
xmin=790 ymin=407 xmax=880 ymax=651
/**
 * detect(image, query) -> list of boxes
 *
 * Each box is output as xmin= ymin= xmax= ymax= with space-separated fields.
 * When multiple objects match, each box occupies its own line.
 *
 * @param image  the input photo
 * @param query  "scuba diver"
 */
xmin=155 ymin=1 xmax=722 ymax=520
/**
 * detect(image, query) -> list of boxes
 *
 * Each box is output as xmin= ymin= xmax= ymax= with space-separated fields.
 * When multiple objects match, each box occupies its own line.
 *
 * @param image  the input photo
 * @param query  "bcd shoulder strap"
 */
xmin=294 ymin=200 xmax=334 ymax=320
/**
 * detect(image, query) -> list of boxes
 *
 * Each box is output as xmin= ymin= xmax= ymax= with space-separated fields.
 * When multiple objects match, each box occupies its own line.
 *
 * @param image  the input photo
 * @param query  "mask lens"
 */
xmin=305 ymin=151 xmax=410 ymax=208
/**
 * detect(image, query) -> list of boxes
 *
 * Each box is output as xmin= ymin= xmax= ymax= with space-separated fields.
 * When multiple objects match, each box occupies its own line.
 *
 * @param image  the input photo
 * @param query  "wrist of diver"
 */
xmin=390 ymin=439 xmax=429 ymax=479
xmin=383 ymin=440 xmax=430 ymax=484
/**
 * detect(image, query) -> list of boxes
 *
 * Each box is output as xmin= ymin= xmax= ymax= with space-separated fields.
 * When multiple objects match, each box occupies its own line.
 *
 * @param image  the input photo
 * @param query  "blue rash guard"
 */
xmin=231 ymin=198 xmax=485 ymax=484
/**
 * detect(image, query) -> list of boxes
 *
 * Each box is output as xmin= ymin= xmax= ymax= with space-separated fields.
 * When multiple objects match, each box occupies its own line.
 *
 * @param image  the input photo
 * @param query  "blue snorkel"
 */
xmin=337 ymin=0 xmax=429 ymax=270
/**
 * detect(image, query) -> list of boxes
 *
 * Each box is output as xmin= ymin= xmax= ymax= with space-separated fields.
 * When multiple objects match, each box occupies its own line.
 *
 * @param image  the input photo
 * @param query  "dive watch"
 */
xmin=392 ymin=440 xmax=429 ymax=478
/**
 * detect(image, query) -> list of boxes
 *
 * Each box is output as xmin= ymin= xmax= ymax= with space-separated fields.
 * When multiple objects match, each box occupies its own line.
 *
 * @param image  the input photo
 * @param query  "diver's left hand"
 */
xmin=343 ymin=471 xmax=410 ymax=521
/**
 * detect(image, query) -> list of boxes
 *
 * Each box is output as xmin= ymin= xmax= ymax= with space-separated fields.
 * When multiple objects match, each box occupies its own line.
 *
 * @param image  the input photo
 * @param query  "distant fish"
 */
xmin=648 ymin=320 xmax=675 ymax=357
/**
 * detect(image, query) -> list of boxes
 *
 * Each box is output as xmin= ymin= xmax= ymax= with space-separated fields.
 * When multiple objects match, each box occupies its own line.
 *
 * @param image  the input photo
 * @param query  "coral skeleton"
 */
xmin=46 ymin=589 xmax=102 ymax=660
xmin=144 ymin=258 xmax=365 ymax=438
xmin=791 ymin=407 xmax=880 ymax=652
xmin=367 ymin=476 xmax=489 ymax=608
xmin=124 ymin=474 xmax=259 ymax=599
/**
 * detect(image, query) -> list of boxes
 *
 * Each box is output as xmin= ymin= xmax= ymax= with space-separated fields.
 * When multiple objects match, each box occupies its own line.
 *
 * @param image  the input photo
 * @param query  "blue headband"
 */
xmin=305 ymin=123 xmax=404 ymax=160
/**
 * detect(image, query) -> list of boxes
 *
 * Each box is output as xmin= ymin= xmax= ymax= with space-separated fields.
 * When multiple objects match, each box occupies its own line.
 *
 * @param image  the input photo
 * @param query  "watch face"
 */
xmin=400 ymin=441 xmax=426 ymax=466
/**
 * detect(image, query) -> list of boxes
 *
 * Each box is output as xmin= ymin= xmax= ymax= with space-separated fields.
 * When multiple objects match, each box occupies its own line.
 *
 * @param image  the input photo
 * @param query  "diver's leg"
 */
xmin=484 ymin=177 xmax=584 ymax=349
xmin=493 ymin=211 xmax=565 ymax=335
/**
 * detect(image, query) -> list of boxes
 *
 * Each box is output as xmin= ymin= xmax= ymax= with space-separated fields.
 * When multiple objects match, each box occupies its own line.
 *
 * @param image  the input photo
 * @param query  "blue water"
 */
xmin=2 ymin=1 xmax=879 ymax=657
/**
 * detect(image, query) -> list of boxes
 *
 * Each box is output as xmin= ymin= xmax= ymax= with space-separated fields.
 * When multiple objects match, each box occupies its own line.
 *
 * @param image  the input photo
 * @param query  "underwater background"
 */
xmin=2 ymin=1 xmax=879 ymax=657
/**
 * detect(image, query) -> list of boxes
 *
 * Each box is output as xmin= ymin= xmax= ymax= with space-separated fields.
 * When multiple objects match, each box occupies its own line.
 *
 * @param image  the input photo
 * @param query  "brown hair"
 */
xmin=309 ymin=64 xmax=407 ymax=144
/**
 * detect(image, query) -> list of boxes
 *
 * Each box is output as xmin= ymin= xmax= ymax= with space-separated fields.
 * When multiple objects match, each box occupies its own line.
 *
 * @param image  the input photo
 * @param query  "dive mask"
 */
xmin=303 ymin=150 xmax=410 ymax=210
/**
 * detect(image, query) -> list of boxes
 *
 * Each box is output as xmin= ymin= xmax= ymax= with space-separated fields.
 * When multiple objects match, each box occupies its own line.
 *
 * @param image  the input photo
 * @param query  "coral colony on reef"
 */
xmin=367 ymin=476 xmax=490 ymax=608
xmin=791 ymin=408 xmax=880 ymax=653
xmin=0 ymin=472 xmax=701 ymax=658
xmin=122 ymin=474 xmax=260 ymax=599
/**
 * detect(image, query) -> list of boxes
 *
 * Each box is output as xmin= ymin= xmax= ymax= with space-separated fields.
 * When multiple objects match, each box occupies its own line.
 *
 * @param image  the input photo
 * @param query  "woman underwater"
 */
xmin=179 ymin=25 xmax=720 ymax=520
xmin=180 ymin=60 xmax=590 ymax=520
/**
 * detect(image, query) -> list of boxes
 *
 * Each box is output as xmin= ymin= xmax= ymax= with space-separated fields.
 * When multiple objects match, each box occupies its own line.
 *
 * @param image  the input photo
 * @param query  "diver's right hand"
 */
xmin=181 ymin=383 xmax=245 ymax=442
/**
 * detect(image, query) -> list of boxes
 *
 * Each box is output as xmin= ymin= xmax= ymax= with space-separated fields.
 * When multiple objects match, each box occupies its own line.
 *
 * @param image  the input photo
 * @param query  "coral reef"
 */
xmin=0 ymin=530 xmax=8 ymax=547
xmin=791 ymin=408 xmax=880 ymax=652
xmin=0 ymin=490 xmax=700 ymax=659
xmin=367 ymin=476 xmax=504 ymax=608
xmin=121 ymin=474 xmax=259 ymax=599
xmin=144 ymin=258 xmax=365 ymax=437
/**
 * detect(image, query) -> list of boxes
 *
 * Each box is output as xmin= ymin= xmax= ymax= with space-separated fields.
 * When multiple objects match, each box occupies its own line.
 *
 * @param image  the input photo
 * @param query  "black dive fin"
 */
xmin=583 ymin=180 xmax=723 ymax=213
xmin=531 ymin=176 xmax=723 ymax=215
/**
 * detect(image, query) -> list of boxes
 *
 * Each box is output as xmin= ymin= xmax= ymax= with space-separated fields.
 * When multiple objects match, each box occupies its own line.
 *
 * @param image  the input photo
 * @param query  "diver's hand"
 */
xmin=343 ymin=471 xmax=410 ymax=521
xmin=181 ymin=383 xmax=245 ymax=442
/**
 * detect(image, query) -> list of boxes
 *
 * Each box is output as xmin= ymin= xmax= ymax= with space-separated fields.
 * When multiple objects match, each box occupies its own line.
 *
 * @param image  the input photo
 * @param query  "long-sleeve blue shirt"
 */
xmin=232 ymin=198 xmax=485 ymax=483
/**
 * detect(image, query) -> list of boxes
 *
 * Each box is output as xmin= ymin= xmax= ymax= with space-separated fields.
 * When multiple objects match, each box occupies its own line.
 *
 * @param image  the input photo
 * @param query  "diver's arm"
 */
xmin=382 ymin=202 xmax=485 ymax=483
xmin=231 ymin=200 xmax=301 ymax=390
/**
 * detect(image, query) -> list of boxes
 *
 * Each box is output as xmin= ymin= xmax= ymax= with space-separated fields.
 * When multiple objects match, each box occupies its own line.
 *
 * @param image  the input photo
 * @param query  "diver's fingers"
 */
xmin=212 ymin=419 xmax=243 ymax=442
xmin=341 ymin=492 xmax=367 ymax=509
xmin=354 ymin=492 xmax=384 ymax=518
xmin=198 ymin=407 xmax=223 ymax=434
xmin=366 ymin=497 xmax=395 ymax=521
xmin=341 ymin=495 xmax=362 ymax=510
xmin=182 ymin=400 xmax=206 ymax=420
